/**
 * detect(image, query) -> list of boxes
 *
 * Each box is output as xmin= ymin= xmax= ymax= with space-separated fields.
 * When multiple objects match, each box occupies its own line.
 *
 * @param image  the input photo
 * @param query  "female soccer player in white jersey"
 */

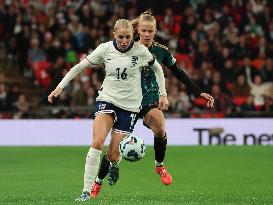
xmin=90 ymin=12 xmax=215 ymax=198
xmin=47 ymin=19 xmax=168 ymax=201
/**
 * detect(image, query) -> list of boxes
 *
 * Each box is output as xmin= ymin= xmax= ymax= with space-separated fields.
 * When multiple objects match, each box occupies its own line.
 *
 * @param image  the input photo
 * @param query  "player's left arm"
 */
xmin=168 ymin=63 xmax=214 ymax=108
xmin=164 ymin=52 xmax=214 ymax=108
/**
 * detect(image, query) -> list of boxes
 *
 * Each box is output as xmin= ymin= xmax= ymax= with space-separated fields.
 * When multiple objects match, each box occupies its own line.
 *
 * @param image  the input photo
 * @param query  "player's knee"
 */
xmin=91 ymin=137 xmax=105 ymax=150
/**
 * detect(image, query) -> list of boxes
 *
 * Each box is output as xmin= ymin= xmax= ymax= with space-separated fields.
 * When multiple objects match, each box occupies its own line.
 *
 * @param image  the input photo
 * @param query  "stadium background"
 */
xmin=0 ymin=0 xmax=273 ymax=119
xmin=0 ymin=0 xmax=273 ymax=204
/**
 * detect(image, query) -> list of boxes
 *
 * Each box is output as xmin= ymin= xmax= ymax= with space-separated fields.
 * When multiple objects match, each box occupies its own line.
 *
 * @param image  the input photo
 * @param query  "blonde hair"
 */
xmin=131 ymin=11 xmax=157 ymax=37
xmin=113 ymin=19 xmax=133 ymax=33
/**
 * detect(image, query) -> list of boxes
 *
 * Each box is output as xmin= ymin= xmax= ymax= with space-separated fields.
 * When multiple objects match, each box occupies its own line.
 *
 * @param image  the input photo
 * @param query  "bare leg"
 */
xmin=144 ymin=108 xmax=166 ymax=165
xmin=82 ymin=113 xmax=114 ymax=192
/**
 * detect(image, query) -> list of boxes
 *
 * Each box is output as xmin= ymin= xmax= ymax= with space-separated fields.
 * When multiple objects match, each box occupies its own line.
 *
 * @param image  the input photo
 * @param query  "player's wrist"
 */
xmin=57 ymin=84 xmax=64 ymax=90
xmin=160 ymin=93 xmax=167 ymax=97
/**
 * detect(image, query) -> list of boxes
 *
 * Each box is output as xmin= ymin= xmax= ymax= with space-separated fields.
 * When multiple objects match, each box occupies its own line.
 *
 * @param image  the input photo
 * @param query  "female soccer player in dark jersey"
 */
xmin=90 ymin=12 xmax=214 ymax=198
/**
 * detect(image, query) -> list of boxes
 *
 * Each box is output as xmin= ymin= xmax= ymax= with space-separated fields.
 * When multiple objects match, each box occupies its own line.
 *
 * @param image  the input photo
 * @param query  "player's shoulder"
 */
xmin=99 ymin=41 xmax=113 ymax=49
xmin=153 ymin=41 xmax=169 ymax=51
xmin=133 ymin=41 xmax=149 ymax=51
xmin=132 ymin=42 xmax=150 ymax=57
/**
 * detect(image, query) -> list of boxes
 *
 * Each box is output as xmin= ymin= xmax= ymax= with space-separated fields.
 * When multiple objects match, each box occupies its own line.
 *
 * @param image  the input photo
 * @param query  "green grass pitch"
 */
xmin=0 ymin=146 xmax=272 ymax=205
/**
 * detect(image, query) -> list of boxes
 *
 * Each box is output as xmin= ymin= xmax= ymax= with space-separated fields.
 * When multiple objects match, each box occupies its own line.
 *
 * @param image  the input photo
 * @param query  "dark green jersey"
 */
xmin=141 ymin=41 xmax=176 ymax=106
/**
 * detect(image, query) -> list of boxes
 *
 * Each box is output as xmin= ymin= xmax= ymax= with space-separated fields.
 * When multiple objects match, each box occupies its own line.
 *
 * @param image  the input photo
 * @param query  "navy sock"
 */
xmin=97 ymin=154 xmax=110 ymax=181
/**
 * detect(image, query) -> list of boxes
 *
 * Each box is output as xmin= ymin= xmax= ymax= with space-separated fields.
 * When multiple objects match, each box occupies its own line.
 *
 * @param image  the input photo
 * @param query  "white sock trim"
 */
xmin=95 ymin=177 xmax=104 ymax=184
xmin=110 ymin=155 xmax=122 ymax=167
xmin=155 ymin=160 xmax=164 ymax=167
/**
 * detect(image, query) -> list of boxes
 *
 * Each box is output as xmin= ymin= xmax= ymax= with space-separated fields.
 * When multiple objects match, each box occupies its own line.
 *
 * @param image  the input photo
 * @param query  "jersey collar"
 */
xmin=148 ymin=41 xmax=155 ymax=50
xmin=113 ymin=40 xmax=134 ymax=53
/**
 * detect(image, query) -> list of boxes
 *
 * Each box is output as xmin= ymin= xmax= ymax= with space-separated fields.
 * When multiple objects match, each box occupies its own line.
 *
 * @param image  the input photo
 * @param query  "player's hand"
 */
xmin=159 ymin=95 xmax=169 ymax=111
xmin=200 ymin=92 xmax=214 ymax=108
xmin=48 ymin=87 xmax=63 ymax=103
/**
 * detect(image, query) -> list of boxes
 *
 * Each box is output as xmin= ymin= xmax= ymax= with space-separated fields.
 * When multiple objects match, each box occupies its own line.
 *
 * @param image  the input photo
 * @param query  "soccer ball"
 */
xmin=119 ymin=133 xmax=146 ymax=162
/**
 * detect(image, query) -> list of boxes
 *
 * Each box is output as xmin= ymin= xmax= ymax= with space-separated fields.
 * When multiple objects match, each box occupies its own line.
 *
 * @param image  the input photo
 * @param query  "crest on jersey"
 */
xmin=131 ymin=56 xmax=138 ymax=67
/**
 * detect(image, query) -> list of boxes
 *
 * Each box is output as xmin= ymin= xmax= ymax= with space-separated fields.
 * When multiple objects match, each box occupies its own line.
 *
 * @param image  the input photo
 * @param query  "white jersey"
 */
xmin=86 ymin=41 xmax=154 ymax=112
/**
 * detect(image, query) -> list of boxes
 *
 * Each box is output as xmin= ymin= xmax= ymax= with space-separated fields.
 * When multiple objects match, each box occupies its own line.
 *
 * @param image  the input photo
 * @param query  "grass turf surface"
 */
xmin=0 ymin=146 xmax=272 ymax=205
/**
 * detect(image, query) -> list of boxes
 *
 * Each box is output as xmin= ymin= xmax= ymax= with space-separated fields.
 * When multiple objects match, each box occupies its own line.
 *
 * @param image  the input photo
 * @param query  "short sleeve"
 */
xmin=86 ymin=43 xmax=106 ymax=65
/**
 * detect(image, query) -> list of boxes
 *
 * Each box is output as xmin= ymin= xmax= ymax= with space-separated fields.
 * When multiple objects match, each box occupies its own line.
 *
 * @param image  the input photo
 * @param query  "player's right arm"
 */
xmin=48 ymin=43 xmax=107 ymax=103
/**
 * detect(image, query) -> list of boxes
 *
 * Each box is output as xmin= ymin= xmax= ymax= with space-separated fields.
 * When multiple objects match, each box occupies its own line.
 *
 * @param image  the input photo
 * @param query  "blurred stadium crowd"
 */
xmin=0 ymin=0 xmax=273 ymax=119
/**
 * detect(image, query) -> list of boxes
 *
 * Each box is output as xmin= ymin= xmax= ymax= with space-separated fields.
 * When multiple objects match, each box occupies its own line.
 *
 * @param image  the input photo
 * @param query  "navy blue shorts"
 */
xmin=94 ymin=101 xmax=138 ymax=134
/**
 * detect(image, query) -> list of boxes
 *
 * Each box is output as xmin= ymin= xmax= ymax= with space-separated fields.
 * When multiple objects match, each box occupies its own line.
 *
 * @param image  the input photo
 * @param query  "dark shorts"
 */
xmin=94 ymin=101 xmax=138 ymax=134
xmin=137 ymin=101 xmax=160 ymax=129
